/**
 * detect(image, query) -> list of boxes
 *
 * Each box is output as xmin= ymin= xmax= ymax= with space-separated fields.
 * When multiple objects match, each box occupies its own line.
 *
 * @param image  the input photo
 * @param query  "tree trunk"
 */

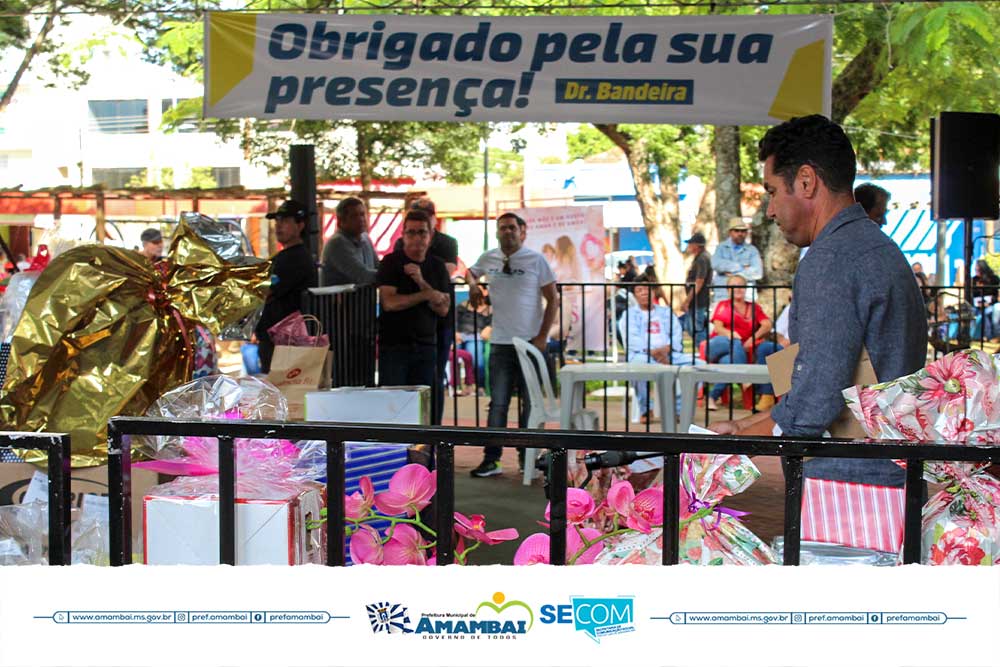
xmin=594 ymin=123 xmax=686 ymax=284
xmin=713 ymin=125 xmax=742 ymax=239
xmin=355 ymin=122 xmax=373 ymax=205
xmin=831 ymin=38 xmax=887 ymax=123
xmin=0 ymin=4 xmax=58 ymax=114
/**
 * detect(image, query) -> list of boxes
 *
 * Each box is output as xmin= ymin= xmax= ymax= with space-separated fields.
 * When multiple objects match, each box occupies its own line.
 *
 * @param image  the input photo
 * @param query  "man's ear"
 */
xmin=796 ymin=164 xmax=819 ymax=198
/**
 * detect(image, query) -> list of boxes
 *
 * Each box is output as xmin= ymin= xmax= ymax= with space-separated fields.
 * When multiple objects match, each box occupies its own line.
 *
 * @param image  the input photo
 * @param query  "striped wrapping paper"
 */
xmin=801 ymin=477 xmax=905 ymax=553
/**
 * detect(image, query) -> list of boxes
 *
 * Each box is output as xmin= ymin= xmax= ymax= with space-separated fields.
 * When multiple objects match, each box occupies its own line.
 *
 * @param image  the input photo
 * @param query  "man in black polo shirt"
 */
xmin=255 ymin=199 xmax=318 ymax=373
xmin=680 ymin=231 xmax=713 ymax=345
xmin=377 ymin=210 xmax=451 ymax=409
xmin=394 ymin=198 xmax=458 ymax=424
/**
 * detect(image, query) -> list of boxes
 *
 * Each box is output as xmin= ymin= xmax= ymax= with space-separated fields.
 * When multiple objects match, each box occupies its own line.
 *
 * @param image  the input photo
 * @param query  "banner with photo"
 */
xmin=515 ymin=206 xmax=605 ymax=354
xmin=205 ymin=12 xmax=832 ymax=123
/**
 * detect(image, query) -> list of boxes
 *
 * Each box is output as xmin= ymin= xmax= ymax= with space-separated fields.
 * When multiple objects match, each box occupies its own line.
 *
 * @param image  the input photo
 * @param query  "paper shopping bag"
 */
xmin=267 ymin=345 xmax=332 ymax=420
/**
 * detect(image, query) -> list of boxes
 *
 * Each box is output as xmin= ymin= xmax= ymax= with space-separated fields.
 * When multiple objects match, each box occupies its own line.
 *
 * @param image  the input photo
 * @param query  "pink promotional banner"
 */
xmin=514 ymin=206 xmax=606 ymax=354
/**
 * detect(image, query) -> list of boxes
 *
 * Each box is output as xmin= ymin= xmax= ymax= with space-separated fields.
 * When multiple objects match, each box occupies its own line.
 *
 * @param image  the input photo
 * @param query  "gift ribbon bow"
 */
xmin=681 ymin=455 xmax=751 ymax=531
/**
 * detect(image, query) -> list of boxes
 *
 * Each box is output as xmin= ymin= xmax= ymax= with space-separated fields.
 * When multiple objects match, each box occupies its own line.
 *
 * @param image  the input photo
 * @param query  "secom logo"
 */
xmin=540 ymin=596 xmax=635 ymax=643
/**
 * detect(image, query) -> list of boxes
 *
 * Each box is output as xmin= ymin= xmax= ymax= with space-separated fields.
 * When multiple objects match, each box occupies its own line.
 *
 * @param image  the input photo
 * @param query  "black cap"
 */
xmin=266 ymin=199 xmax=307 ymax=221
xmin=140 ymin=228 xmax=163 ymax=244
xmin=685 ymin=232 xmax=707 ymax=245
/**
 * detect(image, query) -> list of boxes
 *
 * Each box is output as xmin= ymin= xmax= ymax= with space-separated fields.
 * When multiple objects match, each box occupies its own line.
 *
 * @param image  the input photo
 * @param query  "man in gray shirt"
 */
xmin=711 ymin=115 xmax=927 ymax=487
xmin=321 ymin=196 xmax=378 ymax=286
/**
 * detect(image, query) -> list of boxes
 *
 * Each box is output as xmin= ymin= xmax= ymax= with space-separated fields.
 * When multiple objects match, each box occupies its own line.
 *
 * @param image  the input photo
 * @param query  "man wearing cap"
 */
xmin=711 ymin=217 xmax=763 ymax=302
xmin=255 ymin=199 xmax=318 ymax=373
xmin=321 ymin=196 xmax=377 ymax=286
xmin=680 ymin=231 xmax=713 ymax=345
xmin=140 ymin=228 xmax=164 ymax=261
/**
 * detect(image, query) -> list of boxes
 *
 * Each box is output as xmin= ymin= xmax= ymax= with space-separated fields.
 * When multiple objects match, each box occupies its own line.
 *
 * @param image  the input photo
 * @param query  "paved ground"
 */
xmin=442 ymin=391 xmax=787 ymax=565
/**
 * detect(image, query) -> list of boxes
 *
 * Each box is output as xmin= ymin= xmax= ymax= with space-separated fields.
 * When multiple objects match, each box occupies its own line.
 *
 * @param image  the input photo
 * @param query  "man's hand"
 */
xmin=468 ymin=283 xmax=483 ymax=308
xmin=707 ymin=419 xmax=740 ymax=435
xmin=403 ymin=263 xmax=425 ymax=285
xmin=429 ymin=290 xmax=450 ymax=309
xmin=530 ymin=334 xmax=547 ymax=353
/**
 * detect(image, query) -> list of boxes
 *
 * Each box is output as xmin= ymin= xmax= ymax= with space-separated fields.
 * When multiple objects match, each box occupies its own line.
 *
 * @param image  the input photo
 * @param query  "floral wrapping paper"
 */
xmin=843 ymin=349 xmax=1000 ymax=565
xmin=595 ymin=453 xmax=777 ymax=566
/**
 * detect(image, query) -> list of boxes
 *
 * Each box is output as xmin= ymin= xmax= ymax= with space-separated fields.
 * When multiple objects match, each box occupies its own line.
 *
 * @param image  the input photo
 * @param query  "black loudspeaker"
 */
xmin=931 ymin=112 xmax=1000 ymax=220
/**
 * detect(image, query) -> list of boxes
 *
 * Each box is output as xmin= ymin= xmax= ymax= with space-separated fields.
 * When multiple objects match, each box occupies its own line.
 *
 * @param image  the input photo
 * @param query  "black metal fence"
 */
xmin=106 ymin=416 xmax=1000 ymax=567
xmin=0 ymin=431 xmax=72 ymax=565
xmin=303 ymin=284 xmax=377 ymax=388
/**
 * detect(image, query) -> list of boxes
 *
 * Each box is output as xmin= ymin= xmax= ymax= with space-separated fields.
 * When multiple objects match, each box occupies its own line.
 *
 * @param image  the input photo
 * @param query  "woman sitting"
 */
xmin=706 ymin=275 xmax=781 ymax=411
xmin=454 ymin=293 xmax=492 ymax=394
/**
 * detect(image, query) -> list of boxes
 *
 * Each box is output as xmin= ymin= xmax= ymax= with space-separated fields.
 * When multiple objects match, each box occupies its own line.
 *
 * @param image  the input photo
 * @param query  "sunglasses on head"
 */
xmin=502 ymin=255 xmax=512 ymax=275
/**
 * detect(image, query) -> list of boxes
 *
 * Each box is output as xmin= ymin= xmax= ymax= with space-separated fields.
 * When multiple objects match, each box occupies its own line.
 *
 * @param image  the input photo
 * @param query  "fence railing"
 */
xmin=107 ymin=417 xmax=1000 ymax=567
xmin=0 ymin=431 xmax=72 ymax=565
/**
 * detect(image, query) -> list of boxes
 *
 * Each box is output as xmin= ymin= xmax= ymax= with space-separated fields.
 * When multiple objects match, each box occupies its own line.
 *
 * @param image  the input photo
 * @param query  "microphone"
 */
xmin=582 ymin=450 xmax=644 ymax=471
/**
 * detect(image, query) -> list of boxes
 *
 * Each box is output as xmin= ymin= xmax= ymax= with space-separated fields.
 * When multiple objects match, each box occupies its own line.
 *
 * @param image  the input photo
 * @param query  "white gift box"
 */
xmin=143 ymin=487 xmax=324 ymax=565
xmin=304 ymin=386 xmax=430 ymax=425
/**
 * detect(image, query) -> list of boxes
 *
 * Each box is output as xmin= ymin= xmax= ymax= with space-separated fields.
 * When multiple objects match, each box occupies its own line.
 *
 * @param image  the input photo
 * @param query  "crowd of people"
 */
xmin=250 ymin=114 xmax=991 ymax=495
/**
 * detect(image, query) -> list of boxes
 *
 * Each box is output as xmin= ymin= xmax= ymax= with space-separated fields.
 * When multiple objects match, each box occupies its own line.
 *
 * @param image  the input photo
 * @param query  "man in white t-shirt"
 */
xmin=465 ymin=212 xmax=558 ymax=478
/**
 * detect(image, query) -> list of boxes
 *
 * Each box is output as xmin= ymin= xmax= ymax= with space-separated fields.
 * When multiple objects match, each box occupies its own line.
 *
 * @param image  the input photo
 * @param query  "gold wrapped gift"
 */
xmin=0 ymin=221 xmax=271 ymax=465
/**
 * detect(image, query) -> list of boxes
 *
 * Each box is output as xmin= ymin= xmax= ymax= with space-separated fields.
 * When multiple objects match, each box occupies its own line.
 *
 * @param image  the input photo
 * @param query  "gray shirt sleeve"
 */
xmin=322 ymin=235 xmax=377 ymax=285
xmin=770 ymin=249 xmax=864 ymax=436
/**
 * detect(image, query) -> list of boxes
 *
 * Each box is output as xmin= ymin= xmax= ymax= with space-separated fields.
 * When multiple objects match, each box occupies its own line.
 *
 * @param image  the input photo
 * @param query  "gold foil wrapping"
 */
xmin=0 ymin=221 xmax=271 ymax=465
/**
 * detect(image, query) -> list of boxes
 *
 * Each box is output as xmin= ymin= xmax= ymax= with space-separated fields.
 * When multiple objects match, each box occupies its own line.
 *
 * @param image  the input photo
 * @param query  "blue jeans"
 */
xmin=706 ymin=336 xmax=747 ymax=400
xmin=628 ymin=354 xmax=703 ymax=416
xmin=680 ymin=307 xmax=709 ymax=346
xmin=458 ymin=338 xmax=487 ymax=387
xmin=482 ymin=343 xmax=533 ymax=464
xmin=751 ymin=340 xmax=781 ymax=396
xmin=379 ymin=343 xmax=437 ymax=409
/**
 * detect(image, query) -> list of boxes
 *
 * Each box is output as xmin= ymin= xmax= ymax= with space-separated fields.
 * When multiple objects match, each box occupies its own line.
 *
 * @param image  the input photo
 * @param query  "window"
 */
xmin=211 ymin=167 xmax=240 ymax=188
xmin=92 ymin=168 xmax=145 ymax=189
xmin=88 ymin=99 xmax=148 ymax=134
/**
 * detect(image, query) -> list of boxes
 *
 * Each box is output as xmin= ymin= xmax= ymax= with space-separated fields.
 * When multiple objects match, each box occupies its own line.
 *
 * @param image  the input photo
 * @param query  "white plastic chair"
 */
xmin=512 ymin=337 xmax=598 ymax=485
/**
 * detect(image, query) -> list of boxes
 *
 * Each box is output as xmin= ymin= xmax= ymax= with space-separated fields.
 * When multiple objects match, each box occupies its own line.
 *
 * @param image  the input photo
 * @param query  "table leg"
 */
xmin=657 ymin=371 xmax=676 ymax=434
xmin=559 ymin=375 xmax=573 ymax=429
xmin=678 ymin=371 xmax=697 ymax=434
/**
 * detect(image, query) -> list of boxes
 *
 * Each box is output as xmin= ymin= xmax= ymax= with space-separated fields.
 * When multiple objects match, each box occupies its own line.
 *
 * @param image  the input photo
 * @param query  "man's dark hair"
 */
xmin=758 ymin=115 xmax=857 ymax=194
xmin=853 ymin=183 xmax=891 ymax=214
xmin=410 ymin=197 xmax=436 ymax=217
xmin=497 ymin=212 xmax=526 ymax=228
xmin=335 ymin=196 xmax=365 ymax=222
xmin=404 ymin=208 xmax=433 ymax=231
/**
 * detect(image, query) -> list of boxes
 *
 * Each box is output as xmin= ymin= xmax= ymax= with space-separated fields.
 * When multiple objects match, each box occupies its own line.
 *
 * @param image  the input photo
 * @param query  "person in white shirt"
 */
xmin=619 ymin=276 xmax=701 ymax=423
xmin=465 ymin=213 xmax=558 ymax=478
xmin=711 ymin=217 xmax=763 ymax=302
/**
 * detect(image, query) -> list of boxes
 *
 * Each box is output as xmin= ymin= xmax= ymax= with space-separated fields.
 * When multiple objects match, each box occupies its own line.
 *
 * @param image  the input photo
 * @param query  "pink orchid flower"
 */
xmin=374 ymin=464 xmax=436 ymax=517
xmin=383 ymin=524 xmax=430 ymax=565
xmin=454 ymin=512 xmax=519 ymax=546
xmin=544 ymin=488 xmax=596 ymax=525
xmin=607 ymin=480 xmax=663 ymax=534
xmin=349 ymin=524 xmax=384 ymax=565
xmin=513 ymin=528 xmax=604 ymax=565
xmin=344 ymin=477 xmax=375 ymax=521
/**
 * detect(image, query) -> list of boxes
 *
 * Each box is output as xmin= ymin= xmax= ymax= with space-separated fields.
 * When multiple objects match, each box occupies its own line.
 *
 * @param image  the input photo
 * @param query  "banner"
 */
xmin=205 ymin=13 xmax=832 ymax=123
xmin=516 ymin=206 xmax=605 ymax=354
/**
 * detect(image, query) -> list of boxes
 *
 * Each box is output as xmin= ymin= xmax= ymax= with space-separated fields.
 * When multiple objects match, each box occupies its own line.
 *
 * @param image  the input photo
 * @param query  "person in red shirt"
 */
xmin=706 ymin=275 xmax=781 ymax=410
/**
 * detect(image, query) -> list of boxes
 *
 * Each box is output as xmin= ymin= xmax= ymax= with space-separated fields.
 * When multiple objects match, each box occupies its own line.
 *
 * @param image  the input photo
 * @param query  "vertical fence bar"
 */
xmin=326 ymin=440 xmax=346 ymax=566
xmin=558 ymin=284 xmax=565 ymax=368
xmin=782 ymin=455 xmax=803 ymax=566
xmin=218 ymin=435 xmax=237 ymax=566
xmin=603 ymin=284 xmax=609 ymax=431
xmin=108 ymin=425 xmax=132 ymax=566
xmin=451 ymin=284 xmax=459 ymax=426
xmin=435 ymin=443 xmax=455 ymax=565
xmin=661 ymin=453 xmax=680 ymax=565
xmin=548 ymin=447 xmax=568 ymax=565
xmin=902 ymin=458 xmax=924 ymax=564
xmin=46 ymin=434 xmax=72 ymax=566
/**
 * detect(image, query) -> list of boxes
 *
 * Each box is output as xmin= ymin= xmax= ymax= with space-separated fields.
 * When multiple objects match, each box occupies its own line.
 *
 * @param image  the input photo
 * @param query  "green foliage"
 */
xmin=567 ymin=126 xmax=616 ymax=161
xmin=488 ymin=148 xmax=524 ymax=186
xmin=187 ymin=167 xmax=218 ymax=189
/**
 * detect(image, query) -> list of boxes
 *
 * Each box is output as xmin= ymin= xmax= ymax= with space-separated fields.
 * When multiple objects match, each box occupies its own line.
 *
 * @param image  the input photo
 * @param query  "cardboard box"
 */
xmin=143 ymin=486 xmax=324 ymax=565
xmin=765 ymin=343 xmax=877 ymax=439
xmin=304 ymin=386 xmax=430 ymax=425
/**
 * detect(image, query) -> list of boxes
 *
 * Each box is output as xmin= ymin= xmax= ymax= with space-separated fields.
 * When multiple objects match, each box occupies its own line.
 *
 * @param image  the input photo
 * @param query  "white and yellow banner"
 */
xmin=205 ymin=13 xmax=832 ymax=124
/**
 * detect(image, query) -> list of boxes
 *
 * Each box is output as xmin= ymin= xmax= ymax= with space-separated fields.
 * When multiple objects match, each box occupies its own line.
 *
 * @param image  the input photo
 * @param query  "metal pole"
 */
xmin=290 ymin=144 xmax=319 ymax=262
xmin=483 ymin=132 xmax=490 ymax=252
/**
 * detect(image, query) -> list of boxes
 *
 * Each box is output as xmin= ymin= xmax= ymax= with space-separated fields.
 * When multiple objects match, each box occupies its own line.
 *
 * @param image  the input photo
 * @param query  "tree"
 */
xmin=0 ymin=1 xmax=190 ymax=113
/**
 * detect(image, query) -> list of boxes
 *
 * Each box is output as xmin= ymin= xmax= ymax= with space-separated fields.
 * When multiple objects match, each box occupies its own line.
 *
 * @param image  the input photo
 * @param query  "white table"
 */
xmin=558 ymin=362 xmax=679 ymax=433
xmin=677 ymin=364 xmax=773 ymax=433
